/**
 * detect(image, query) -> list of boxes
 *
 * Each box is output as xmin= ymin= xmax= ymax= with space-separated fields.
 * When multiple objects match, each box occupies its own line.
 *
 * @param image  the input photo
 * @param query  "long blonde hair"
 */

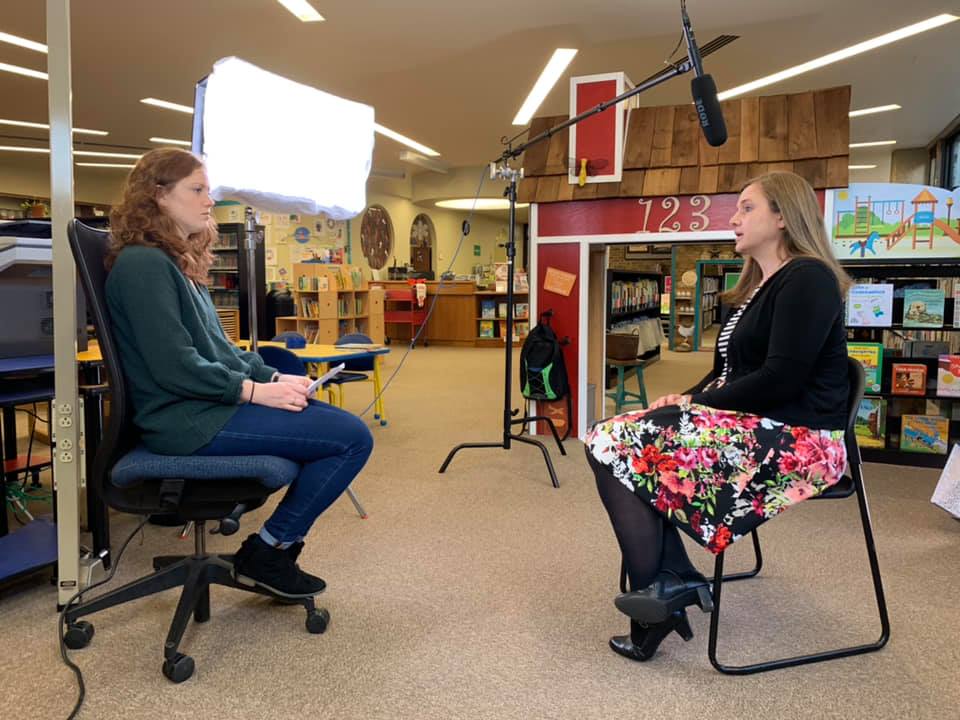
xmin=723 ymin=171 xmax=850 ymax=306
xmin=106 ymin=148 xmax=216 ymax=283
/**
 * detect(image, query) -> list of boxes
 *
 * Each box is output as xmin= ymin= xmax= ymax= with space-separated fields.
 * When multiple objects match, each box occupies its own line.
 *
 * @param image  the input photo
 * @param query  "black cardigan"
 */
xmin=686 ymin=258 xmax=849 ymax=430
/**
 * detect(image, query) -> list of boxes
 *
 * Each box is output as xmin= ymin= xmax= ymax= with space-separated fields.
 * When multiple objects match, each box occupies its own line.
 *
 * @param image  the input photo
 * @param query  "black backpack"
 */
xmin=520 ymin=313 xmax=569 ymax=401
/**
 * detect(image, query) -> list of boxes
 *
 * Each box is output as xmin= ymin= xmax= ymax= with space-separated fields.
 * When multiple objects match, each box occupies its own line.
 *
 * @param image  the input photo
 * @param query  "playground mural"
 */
xmin=827 ymin=183 xmax=960 ymax=262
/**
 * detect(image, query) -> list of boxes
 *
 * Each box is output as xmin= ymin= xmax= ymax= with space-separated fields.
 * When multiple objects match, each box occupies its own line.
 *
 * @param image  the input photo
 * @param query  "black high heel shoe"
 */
xmin=614 ymin=570 xmax=713 ymax=625
xmin=609 ymin=610 xmax=694 ymax=662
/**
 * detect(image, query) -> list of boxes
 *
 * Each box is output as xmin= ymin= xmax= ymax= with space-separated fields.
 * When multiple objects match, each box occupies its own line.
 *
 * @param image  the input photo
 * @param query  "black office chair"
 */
xmin=64 ymin=221 xmax=329 ymax=684
xmin=704 ymin=357 xmax=890 ymax=673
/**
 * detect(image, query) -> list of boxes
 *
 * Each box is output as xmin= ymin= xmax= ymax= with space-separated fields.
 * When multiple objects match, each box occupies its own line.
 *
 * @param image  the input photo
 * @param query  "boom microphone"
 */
xmin=681 ymin=3 xmax=727 ymax=147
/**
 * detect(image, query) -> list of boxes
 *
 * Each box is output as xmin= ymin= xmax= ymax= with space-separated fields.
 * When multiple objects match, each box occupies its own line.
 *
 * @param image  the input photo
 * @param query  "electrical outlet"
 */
xmin=58 ymin=403 xmax=73 ymax=415
xmin=59 ymin=450 xmax=73 ymax=463
xmin=58 ymin=415 xmax=73 ymax=428
xmin=60 ymin=438 xmax=73 ymax=450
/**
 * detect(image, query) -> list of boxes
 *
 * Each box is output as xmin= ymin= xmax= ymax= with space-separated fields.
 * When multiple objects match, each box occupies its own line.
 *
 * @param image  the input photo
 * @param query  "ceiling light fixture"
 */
xmin=849 ymin=104 xmax=901 ymax=117
xmin=0 ymin=118 xmax=107 ymax=135
xmin=374 ymin=123 xmax=439 ymax=157
xmin=849 ymin=140 xmax=897 ymax=148
xmin=848 ymin=164 xmax=878 ymax=170
xmin=0 ymin=145 xmax=142 ymax=159
xmin=140 ymin=97 xmax=194 ymax=114
xmin=77 ymin=162 xmax=136 ymax=169
xmin=0 ymin=144 xmax=49 ymax=154
xmin=436 ymin=199 xmax=531 ymax=211
xmin=149 ymin=137 xmax=192 ymax=146
xmin=276 ymin=0 xmax=325 ymax=22
xmin=512 ymin=48 xmax=578 ymax=126
xmin=0 ymin=61 xmax=47 ymax=81
xmin=398 ymin=150 xmax=448 ymax=173
xmin=718 ymin=14 xmax=958 ymax=100
xmin=0 ymin=30 xmax=47 ymax=53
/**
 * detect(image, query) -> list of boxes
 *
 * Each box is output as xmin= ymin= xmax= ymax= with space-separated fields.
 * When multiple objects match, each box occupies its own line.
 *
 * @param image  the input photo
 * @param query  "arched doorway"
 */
xmin=409 ymin=213 xmax=435 ymax=277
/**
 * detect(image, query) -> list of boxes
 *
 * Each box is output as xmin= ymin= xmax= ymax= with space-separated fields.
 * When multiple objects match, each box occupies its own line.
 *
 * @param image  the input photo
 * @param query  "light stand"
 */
xmin=243 ymin=206 xmax=261 ymax=351
xmin=439 ymin=47 xmax=708 ymax=487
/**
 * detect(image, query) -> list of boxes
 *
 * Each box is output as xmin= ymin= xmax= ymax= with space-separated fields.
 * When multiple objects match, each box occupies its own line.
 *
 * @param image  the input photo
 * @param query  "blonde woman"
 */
xmin=587 ymin=172 xmax=851 ymax=661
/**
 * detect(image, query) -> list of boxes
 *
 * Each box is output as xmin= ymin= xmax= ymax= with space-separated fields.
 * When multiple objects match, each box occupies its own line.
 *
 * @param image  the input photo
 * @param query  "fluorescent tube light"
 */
xmin=0 ymin=145 xmax=141 ymax=159
xmin=0 ymin=61 xmax=47 ymax=81
xmin=436 ymin=199 xmax=530 ymax=210
xmin=0 ymin=118 xmax=107 ymax=135
xmin=149 ymin=137 xmax=192 ymax=146
xmin=0 ymin=145 xmax=49 ymax=154
xmin=374 ymin=123 xmax=440 ymax=157
xmin=0 ymin=31 xmax=47 ymax=53
xmin=849 ymin=140 xmax=897 ymax=148
xmin=718 ymin=14 xmax=958 ymax=100
xmin=512 ymin=48 xmax=578 ymax=126
xmin=849 ymin=104 xmax=901 ymax=117
xmin=276 ymin=0 xmax=325 ymax=22
xmin=398 ymin=150 xmax=448 ymax=173
xmin=140 ymin=97 xmax=194 ymax=114
xmin=77 ymin=162 xmax=136 ymax=168
xmin=848 ymin=164 xmax=878 ymax=170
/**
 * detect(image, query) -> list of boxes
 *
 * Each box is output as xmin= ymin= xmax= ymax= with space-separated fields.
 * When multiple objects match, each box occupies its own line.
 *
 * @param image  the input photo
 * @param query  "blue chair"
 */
xmin=271 ymin=331 xmax=307 ymax=348
xmin=326 ymin=333 xmax=387 ymax=426
xmin=66 ymin=221 xmax=329 ymax=684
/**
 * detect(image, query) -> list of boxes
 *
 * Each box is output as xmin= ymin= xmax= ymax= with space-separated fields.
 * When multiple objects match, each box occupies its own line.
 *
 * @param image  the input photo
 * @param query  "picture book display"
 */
xmin=891 ymin=363 xmax=927 ymax=396
xmin=936 ymin=355 xmax=960 ymax=397
xmin=848 ymin=342 xmax=884 ymax=393
xmin=846 ymin=283 xmax=893 ymax=327
xmin=902 ymin=288 xmax=945 ymax=328
xmin=854 ymin=397 xmax=887 ymax=449
xmin=900 ymin=414 xmax=949 ymax=454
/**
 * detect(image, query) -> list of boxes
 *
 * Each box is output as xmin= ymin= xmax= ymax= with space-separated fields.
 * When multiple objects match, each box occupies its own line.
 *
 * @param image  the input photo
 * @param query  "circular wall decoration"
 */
xmin=360 ymin=205 xmax=393 ymax=269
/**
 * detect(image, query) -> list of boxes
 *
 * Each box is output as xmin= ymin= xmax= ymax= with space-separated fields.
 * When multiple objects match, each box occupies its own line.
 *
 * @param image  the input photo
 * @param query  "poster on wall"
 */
xmin=827 ymin=183 xmax=960 ymax=263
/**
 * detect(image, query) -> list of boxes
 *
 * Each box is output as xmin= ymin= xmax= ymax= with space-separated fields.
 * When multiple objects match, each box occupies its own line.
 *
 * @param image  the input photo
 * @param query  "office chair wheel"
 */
xmin=64 ymin=620 xmax=95 ymax=650
xmin=305 ymin=608 xmax=330 ymax=634
xmin=379 ymin=419 xmax=388 ymax=427
xmin=162 ymin=653 xmax=195 ymax=683
xmin=374 ymin=413 xmax=380 ymax=419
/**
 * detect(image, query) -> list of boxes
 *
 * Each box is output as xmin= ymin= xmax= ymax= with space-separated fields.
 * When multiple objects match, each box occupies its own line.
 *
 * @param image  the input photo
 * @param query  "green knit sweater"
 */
xmin=105 ymin=245 xmax=276 ymax=455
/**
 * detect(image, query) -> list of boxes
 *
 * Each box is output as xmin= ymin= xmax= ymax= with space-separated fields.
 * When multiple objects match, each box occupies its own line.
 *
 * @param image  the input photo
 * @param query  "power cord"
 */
xmin=59 ymin=514 xmax=151 ymax=720
xmin=357 ymin=164 xmax=490 ymax=418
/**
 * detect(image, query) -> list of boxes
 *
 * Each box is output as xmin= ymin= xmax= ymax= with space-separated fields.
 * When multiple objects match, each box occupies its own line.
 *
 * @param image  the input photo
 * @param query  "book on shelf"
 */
xmin=498 ymin=302 xmax=508 ymax=318
xmin=900 ymin=414 xmax=949 ymax=455
xmin=515 ymin=302 xmax=529 ymax=319
xmin=937 ymin=355 xmax=960 ymax=397
xmin=480 ymin=299 xmax=496 ymax=319
xmin=479 ymin=320 xmax=495 ymax=338
xmin=891 ymin=363 xmax=927 ymax=396
xmin=902 ymin=288 xmax=945 ymax=328
xmin=847 ymin=342 xmax=884 ymax=393
xmin=855 ymin=397 xmax=886 ymax=449
xmin=926 ymin=399 xmax=951 ymax=418
xmin=905 ymin=340 xmax=950 ymax=358
xmin=846 ymin=283 xmax=893 ymax=327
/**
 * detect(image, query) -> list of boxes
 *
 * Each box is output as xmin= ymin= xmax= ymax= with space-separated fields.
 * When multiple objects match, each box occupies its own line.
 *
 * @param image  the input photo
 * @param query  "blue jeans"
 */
xmin=194 ymin=400 xmax=373 ymax=544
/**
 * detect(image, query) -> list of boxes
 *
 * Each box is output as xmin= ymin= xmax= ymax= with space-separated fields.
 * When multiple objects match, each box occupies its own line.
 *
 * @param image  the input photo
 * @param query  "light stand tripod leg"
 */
xmin=509 ymin=415 xmax=567 ymax=455
xmin=510 ymin=434 xmax=560 ymax=488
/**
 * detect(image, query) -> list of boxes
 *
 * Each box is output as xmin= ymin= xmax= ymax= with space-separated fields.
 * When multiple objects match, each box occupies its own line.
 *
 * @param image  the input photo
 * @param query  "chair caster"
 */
xmin=379 ymin=419 xmax=388 ymax=427
xmin=162 ymin=653 xmax=195 ymax=683
xmin=305 ymin=607 xmax=330 ymax=634
xmin=374 ymin=413 xmax=380 ymax=419
xmin=64 ymin=620 xmax=95 ymax=650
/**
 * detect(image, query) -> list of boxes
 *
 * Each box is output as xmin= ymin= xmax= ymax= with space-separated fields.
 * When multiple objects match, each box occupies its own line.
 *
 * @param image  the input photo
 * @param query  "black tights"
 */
xmin=589 ymin=453 xmax=699 ymax=590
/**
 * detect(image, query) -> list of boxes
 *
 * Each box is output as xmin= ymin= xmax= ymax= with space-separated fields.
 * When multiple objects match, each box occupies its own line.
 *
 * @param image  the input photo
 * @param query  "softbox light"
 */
xmin=196 ymin=57 xmax=374 ymax=220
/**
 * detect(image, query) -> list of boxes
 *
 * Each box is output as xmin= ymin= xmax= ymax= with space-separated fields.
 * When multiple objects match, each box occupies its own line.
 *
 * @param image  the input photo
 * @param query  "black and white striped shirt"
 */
xmin=705 ymin=285 xmax=762 ymax=392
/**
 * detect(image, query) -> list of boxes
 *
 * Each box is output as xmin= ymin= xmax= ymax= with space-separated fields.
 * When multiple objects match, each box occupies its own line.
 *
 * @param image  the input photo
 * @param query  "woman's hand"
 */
xmin=243 ymin=379 xmax=309 ymax=412
xmin=642 ymin=393 xmax=691 ymax=413
xmin=276 ymin=374 xmax=312 ymax=389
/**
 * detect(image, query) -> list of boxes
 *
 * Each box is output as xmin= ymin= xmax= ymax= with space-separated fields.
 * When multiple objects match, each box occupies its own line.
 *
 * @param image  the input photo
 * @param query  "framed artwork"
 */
xmin=360 ymin=205 xmax=394 ymax=270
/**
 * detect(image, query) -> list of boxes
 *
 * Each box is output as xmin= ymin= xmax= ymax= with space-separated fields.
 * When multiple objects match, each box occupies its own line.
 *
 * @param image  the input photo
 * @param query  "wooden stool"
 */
xmin=605 ymin=358 xmax=648 ymax=414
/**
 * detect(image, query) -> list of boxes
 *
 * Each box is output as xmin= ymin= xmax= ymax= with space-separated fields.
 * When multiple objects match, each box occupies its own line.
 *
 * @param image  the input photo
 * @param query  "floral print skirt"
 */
xmin=586 ymin=403 xmax=847 ymax=554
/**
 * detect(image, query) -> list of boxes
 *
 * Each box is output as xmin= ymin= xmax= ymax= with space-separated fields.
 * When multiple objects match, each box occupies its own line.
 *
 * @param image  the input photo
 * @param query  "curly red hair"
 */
xmin=106 ymin=147 xmax=217 ymax=283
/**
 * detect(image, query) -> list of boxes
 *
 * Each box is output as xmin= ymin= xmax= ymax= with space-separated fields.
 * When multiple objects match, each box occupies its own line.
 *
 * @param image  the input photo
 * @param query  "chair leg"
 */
xmin=707 ymin=468 xmax=890 ymax=674
xmin=721 ymin=529 xmax=763 ymax=582
xmin=66 ymin=559 xmax=190 ymax=623
xmin=615 ymin=366 xmax=625 ymax=414
xmin=634 ymin=365 xmax=648 ymax=407
xmin=373 ymin=360 xmax=387 ymax=425
xmin=345 ymin=487 xmax=368 ymax=519
xmin=163 ymin=562 xmax=208 ymax=662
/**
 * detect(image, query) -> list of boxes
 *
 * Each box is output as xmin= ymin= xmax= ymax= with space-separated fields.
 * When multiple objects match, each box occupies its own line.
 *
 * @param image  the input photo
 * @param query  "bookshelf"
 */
xmin=606 ymin=270 xmax=662 ymax=363
xmin=690 ymin=259 xmax=742 ymax=351
xmin=475 ymin=291 xmax=530 ymax=346
xmin=845 ymin=263 xmax=960 ymax=468
xmin=275 ymin=263 xmax=384 ymax=344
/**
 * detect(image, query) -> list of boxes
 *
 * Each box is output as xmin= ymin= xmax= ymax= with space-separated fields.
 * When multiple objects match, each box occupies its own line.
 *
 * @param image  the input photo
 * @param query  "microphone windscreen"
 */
xmin=691 ymin=74 xmax=727 ymax=147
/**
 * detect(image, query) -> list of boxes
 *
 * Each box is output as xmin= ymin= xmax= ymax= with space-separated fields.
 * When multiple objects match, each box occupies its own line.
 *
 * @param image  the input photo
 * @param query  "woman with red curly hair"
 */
xmin=106 ymin=148 xmax=372 ymax=598
xmin=587 ymin=172 xmax=850 ymax=662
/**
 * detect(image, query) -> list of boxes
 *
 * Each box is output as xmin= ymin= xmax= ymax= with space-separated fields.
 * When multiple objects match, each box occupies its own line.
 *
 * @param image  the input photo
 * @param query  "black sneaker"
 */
xmin=286 ymin=541 xmax=325 ymax=586
xmin=232 ymin=534 xmax=326 ymax=598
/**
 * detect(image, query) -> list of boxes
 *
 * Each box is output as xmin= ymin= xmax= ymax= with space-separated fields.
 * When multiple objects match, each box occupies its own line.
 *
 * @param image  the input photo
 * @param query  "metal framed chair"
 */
xmin=706 ymin=357 xmax=890 ymax=674
xmin=65 ymin=220 xmax=329 ymax=684
xmin=326 ymin=333 xmax=387 ymax=427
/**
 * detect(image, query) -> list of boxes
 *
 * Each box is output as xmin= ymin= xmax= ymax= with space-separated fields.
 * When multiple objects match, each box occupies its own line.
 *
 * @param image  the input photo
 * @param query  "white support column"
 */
xmin=48 ymin=0 xmax=82 ymax=606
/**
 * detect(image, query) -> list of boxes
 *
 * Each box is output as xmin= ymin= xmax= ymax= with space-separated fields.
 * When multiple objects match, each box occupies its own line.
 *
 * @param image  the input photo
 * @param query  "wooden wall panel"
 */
xmin=787 ymin=92 xmax=818 ymax=160
xmin=758 ymin=95 xmax=789 ymax=162
xmin=535 ymin=176 xmax=561 ymax=203
xmin=738 ymin=97 xmax=759 ymax=163
xmin=571 ymin=182 xmax=599 ymax=201
xmin=624 ymin=106 xmax=656 ymax=169
xmin=642 ymin=168 xmax=682 ymax=196
xmin=517 ymin=178 xmax=538 ymax=203
xmin=718 ymin=100 xmax=742 ymax=164
xmin=814 ymin=86 xmax=850 ymax=157
xmin=522 ymin=115 xmax=558 ymax=176
xmin=672 ymin=106 xmax=701 ymax=166
xmin=826 ymin=156 xmax=849 ymax=188
xmin=697 ymin=165 xmax=719 ymax=194
xmin=650 ymin=106 xmax=675 ymax=167
xmin=679 ymin=166 xmax=701 ymax=194
xmin=793 ymin=159 xmax=827 ymax=189
xmin=619 ymin=170 xmax=646 ymax=197
xmin=545 ymin=125 xmax=570 ymax=175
